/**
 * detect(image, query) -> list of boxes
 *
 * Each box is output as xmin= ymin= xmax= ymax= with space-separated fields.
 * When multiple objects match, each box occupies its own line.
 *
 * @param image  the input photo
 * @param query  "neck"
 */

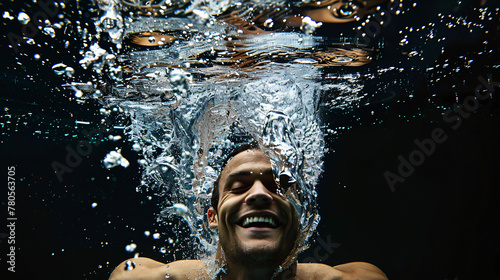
xmin=215 ymin=245 xmax=297 ymax=280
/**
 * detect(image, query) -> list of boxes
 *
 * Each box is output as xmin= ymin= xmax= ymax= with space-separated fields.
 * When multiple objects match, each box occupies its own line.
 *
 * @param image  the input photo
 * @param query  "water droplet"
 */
xmin=124 ymin=260 xmax=136 ymax=270
xmin=17 ymin=12 xmax=30 ymax=25
xmin=108 ymin=135 xmax=122 ymax=141
xmin=103 ymin=150 xmax=130 ymax=169
xmin=65 ymin=67 xmax=75 ymax=77
xmin=132 ymin=142 xmax=141 ymax=152
xmin=93 ymin=90 xmax=102 ymax=98
xmin=3 ymin=11 xmax=14 ymax=20
xmin=148 ymin=36 xmax=155 ymax=43
xmin=43 ymin=26 xmax=56 ymax=38
xmin=337 ymin=2 xmax=358 ymax=18
xmin=102 ymin=17 xmax=116 ymax=29
xmin=263 ymin=18 xmax=274 ymax=28
xmin=125 ymin=243 xmax=137 ymax=252
xmin=52 ymin=63 xmax=68 ymax=75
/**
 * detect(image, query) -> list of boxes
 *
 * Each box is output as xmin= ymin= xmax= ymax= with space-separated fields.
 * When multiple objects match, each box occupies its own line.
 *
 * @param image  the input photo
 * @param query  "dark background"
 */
xmin=1 ymin=0 xmax=499 ymax=279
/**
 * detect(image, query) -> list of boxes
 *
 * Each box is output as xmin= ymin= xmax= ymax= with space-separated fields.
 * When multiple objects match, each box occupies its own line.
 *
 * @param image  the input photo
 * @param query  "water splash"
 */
xmin=261 ymin=110 xmax=320 ymax=252
xmin=62 ymin=0 xmax=367 ymax=262
xmin=3 ymin=1 xmax=500 ymax=278
xmin=262 ymin=111 xmax=303 ymax=186
xmin=10 ymin=0 xmax=498 ymax=268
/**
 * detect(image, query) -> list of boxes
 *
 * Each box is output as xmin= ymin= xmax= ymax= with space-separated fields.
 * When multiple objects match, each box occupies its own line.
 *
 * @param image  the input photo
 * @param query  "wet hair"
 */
xmin=210 ymin=141 xmax=259 ymax=213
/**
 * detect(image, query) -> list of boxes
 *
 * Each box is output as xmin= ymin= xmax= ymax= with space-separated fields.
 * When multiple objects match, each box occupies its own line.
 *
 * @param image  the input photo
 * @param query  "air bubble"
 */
xmin=408 ymin=51 xmax=418 ymax=57
xmin=52 ymin=63 xmax=68 ymax=75
xmin=132 ymin=143 xmax=141 ymax=152
xmin=17 ymin=12 xmax=30 ymax=25
xmin=338 ymin=2 xmax=358 ymax=17
xmin=124 ymin=260 xmax=135 ymax=270
xmin=65 ymin=67 xmax=75 ymax=77
xmin=263 ymin=18 xmax=274 ymax=28
xmin=3 ymin=11 xmax=14 ymax=20
xmin=103 ymin=150 xmax=130 ymax=169
xmin=108 ymin=135 xmax=122 ymax=141
xmin=301 ymin=16 xmax=322 ymax=35
xmin=43 ymin=26 xmax=56 ymax=38
xmin=102 ymin=17 xmax=116 ymax=29
xmin=125 ymin=243 xmax=137 ymax=252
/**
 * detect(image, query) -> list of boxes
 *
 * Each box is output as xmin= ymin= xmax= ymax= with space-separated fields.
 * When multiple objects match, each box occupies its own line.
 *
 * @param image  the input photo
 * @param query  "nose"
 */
xmin=245 ymin=180 xmax=273 ymax=207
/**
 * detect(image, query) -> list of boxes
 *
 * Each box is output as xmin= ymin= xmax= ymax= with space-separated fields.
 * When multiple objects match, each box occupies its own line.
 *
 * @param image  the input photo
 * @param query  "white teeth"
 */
xmin=241 ymin=216 xmax=276 ymax=227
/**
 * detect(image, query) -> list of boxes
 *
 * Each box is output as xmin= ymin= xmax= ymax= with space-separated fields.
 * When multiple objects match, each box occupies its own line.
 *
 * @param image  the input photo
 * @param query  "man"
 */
xmin=109 ymin=145 xmax=388 ymax=280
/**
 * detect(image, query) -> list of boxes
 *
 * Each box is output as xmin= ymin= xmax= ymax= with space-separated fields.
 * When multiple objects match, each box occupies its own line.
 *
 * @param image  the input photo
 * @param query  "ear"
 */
xmin=207 ymin=208 xmax=218 ymax=229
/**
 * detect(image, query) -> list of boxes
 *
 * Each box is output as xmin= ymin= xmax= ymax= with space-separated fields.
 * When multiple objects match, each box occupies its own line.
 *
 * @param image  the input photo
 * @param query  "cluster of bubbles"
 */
xmin=67 ymin=0 xmax=353 ymax=263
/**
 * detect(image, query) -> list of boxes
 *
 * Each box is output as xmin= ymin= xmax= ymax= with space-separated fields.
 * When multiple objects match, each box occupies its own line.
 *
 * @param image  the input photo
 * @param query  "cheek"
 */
xmin=284 ymin=202 xmax=299 ymax=231
xmin=217 ymin=196 xmax=239 ymax=225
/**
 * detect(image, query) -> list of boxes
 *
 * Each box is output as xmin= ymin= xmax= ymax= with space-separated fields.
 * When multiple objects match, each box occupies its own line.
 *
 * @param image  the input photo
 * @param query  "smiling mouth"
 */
xmin=238 ymin=215 xmax=280 ymax=229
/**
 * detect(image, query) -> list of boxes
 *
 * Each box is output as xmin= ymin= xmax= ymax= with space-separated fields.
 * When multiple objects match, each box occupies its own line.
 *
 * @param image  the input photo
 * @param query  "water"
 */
xmin=71 ymin=0 xmax=338 ymax=259
xmin=1 ymin=0 xmax=499 ymax=279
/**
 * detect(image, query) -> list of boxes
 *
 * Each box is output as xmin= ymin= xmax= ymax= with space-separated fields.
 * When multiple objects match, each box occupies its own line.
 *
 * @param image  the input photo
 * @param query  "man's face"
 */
xmin=209 ymin=149 xmax=299 ymax=264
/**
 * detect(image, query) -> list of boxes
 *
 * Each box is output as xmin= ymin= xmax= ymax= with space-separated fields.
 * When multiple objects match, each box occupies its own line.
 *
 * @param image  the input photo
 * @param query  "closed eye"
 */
xmin=230 ymin=182 xmax=250 ymax=193
xmin=224 ymin=169 xmax=278 ymax=194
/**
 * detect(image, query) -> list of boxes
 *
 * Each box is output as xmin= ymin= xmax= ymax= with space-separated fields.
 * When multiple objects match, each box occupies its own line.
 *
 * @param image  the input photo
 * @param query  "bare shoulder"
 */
xmin=109 ymin=257 xmax=207 ymax=280
xmin=297 ymin=262 xmax=388 ymax=280
xmin=333 ymin=262 xmax=388 ymax=280
xmin=296 ymin=263 xmax=343 ymax=280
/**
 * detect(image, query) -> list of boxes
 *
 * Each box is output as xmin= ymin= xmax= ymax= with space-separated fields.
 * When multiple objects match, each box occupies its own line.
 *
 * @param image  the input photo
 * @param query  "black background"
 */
xmin=1 ymin=0 xmax=499 ymax=279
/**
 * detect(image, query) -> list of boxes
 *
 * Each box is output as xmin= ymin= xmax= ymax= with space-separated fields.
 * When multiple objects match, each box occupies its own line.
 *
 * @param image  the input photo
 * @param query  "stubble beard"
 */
xmin=223 ymin=235 xmax=287 ymax=269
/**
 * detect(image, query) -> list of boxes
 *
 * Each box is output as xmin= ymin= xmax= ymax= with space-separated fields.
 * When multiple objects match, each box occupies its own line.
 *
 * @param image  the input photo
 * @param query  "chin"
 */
xmin=233 ymin=238 xmax=289 ymax=263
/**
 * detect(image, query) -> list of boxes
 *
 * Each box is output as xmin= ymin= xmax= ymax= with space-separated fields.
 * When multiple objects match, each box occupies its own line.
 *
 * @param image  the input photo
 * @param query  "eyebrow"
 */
xmin=226 ymin=168 xmax=274 ymax=181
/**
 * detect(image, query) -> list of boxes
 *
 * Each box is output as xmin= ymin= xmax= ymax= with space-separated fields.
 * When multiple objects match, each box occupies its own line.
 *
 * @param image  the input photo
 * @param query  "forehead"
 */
xmin=219 ymin=149 xmax=272 ymax=182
